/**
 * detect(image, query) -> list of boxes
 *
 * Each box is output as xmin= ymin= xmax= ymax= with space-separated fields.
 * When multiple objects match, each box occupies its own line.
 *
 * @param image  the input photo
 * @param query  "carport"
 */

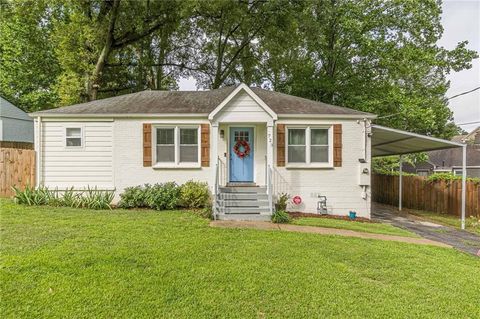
xmin=371 ymin=125 xmax=467 ymax=229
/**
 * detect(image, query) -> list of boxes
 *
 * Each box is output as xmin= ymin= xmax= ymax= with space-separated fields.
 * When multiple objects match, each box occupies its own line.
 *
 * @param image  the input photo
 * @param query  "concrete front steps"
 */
xmin=215 ymin=186 xmax=272 ymax=221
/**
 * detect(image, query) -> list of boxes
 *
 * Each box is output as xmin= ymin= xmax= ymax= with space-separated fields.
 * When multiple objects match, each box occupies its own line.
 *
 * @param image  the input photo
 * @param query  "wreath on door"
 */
xmin=233 ymin=140 xmax=251 ymax=158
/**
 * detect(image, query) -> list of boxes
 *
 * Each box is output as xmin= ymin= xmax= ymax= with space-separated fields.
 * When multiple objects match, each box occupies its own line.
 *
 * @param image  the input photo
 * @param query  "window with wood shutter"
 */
xmin=333 ymin=124 xmax=342 ymax=167
xmin=143 ymin=124 xmax=152 ymax=167
xmin=276 ymin=124 xmax=285 ymax=167
xmin=150 ymin=125 xmax=201 ymax=167
xmin=200 ymin=124 xmax=210 ymax=167
xmin=285 ymin=126 xmax=332 ymax=167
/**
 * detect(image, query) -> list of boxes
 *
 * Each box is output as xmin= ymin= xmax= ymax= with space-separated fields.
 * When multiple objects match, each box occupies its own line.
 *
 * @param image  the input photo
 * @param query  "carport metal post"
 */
xmin=399 ymin=155 xmax=403 ymax=211
xmin=461 ymin=145 xmax=466 ymax=230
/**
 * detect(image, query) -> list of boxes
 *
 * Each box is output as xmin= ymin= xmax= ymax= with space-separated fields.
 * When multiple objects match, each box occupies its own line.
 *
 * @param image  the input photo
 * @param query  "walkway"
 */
xmin=210 ymin=220 xmax=451 ymax=248
xmin=372 ymin=203 xmax=480 ymax=256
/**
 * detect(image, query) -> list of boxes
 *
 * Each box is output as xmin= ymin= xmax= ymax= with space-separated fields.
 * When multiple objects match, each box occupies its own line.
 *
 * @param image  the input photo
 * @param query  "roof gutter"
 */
xmin=28 ymin=113 xmax=210 ymax=118
xmin=372 ymin=124 xmax=465 ymax=147
xmin=277 ymin=114 xmax=377 ymax=119
xmin=28 ymin=112 xmax=377 ymax=120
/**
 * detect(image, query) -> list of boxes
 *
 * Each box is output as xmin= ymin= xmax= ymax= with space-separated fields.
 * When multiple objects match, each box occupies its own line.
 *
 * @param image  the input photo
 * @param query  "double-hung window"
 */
xmin=286 ymin=126 xmax=332 ymax=166
xmin=155 ymin=126 xmax=200 ymax=167
xmin=65 ymin=127 xmax=83 ymax=147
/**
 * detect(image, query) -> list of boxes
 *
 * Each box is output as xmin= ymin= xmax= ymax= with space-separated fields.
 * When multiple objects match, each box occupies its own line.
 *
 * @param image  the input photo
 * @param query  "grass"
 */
xmin=291 ymin=217 xmax=418 ymax=237
xmin=1 ymin=199 xmax=480 ymax=318
xmin=407 ymin=209 xmax=480 ymax=235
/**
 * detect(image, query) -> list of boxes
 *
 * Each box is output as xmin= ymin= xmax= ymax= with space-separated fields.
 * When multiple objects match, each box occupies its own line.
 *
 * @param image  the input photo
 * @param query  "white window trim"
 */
xmin=285 ymin=125 xmax=333 ymax=168
xmin=64 ymin=125 xmax=84 ymax=149
xmin=152 ymin=125 xmax=201 ymax=168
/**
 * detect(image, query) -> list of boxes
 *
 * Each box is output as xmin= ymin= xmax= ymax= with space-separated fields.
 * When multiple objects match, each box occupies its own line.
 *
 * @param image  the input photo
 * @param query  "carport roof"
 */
xmin=371 ymin=125 xmax=464 ymax=157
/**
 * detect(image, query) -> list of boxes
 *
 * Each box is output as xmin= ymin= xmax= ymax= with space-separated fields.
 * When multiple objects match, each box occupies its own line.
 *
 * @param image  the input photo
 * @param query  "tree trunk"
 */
xmin=88 ymin=0 xmax=121 ymax=101
xmin=156 ymin=32 xmax=167 ymax=90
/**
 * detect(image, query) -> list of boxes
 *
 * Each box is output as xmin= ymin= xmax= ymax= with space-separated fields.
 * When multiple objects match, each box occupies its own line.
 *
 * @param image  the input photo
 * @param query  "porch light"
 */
xmin=220 ymin=129 xmax=225 ymax=139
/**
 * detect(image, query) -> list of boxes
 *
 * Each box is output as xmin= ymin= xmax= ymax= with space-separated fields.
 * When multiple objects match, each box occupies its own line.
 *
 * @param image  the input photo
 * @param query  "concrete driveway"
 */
xmin=372 ymin=203 xmax=480 ymax=257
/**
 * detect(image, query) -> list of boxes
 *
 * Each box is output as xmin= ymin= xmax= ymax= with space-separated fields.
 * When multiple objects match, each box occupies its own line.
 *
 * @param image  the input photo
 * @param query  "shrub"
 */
xmin=180 ymin=180 xmax=211 ymax=209
xmin=144 ymin=182 xmax=181 ymax=210
xmin=61 ymin=187 xmax=83 ymax=208
xmin=427 ymin=173 xmax=480 ymax=184
xmin=272 ymin=210 xmax=290 ymax=224
xmin=13 ymin=185 xmax=52 ymax=205
xmin=275 ymin=193 xmax=289 ymax=212
xmin=13 ymin=185 xmax=114 ymax=210
xmin=79 ymin=187 xmax=115 ymax=210
xmin=118 ymin=185 xmax=148 ymax=208
xmin=196 ymin=203 xmax=213 ymax=219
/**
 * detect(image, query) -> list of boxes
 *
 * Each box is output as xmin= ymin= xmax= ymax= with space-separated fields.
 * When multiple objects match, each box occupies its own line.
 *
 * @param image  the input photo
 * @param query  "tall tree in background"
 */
xmin=261 ymin=0 xmax=477 ymax=137
xmin=0 ymin=0 xmax=477 ymax=138
xmin=190 ymin=0 xmax=298 ymax=89
xmin=53 ymin=0 xmax=188 ymax=103
xmin=0 ymin=0 xmax=60 ymax=112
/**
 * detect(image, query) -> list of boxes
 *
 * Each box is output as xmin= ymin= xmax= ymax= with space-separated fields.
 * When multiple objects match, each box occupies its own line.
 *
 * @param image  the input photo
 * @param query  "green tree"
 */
xmin=52 ymin=0 xmax=188 ymax=103
xmin=190 ymin=0 xmax=297 ymax=89
xmin=259 ymin=0 xmax=477 ymax=138
xmin=0 ymin=0 xmax=60 ymax=112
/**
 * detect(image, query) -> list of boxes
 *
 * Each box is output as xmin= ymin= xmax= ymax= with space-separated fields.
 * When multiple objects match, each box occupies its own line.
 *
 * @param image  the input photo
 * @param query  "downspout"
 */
xmin=399 ymin=155 xmax=403 ymax=211
xmin=461 ymin=144 xmax=466 ymax=230
xmin=36 ymin=116 xmax=42 ymax=188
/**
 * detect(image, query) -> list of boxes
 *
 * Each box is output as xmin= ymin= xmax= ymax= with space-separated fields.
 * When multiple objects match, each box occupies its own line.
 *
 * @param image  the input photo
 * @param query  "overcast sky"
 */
xmin=439 ymin=0 xmax=479 ymax=133
xmin=179 ymin=0 xmax=480 ymax=133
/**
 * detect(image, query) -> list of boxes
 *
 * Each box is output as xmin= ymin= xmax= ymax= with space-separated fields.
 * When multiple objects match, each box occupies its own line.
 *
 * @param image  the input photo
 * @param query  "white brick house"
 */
xmin=31 ymin=84 xmax=376 ymax=220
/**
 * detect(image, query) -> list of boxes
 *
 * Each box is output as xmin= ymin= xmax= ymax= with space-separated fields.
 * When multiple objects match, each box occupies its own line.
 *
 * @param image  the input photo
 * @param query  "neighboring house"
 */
xmin=31 ymin=84 xmax=376 ymax=220
xmin=0 ymin=96 xmax=34 ymax=145
xmin=403 ymin=127 xmax=480 ymax=178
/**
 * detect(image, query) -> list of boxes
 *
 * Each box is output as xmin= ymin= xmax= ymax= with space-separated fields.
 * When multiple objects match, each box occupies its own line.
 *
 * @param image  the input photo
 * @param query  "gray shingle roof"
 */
xmin=427 ymin=145 xmax=480 ymax=167
xmin=31 ymin=85 xmax=374 ymax=117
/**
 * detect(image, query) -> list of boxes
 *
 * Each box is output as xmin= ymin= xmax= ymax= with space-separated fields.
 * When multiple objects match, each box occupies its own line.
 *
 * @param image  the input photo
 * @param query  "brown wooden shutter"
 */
xmin=277 ymin=124 xmax=285 ymax=167
xmin=143 ymin=123 xmax=152 ymax=167
xmin=333 ymin=124 xmax=342 ymax=167
xmin=201 ymin=124 xmax=210 ymax=167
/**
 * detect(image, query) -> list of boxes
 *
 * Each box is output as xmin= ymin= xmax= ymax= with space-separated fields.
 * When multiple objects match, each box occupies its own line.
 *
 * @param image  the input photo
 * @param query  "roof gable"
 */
xmin=0 ymin=97 xmax=31 ymax=121
xmin=208 ymin=84 xmax=277 ymax=121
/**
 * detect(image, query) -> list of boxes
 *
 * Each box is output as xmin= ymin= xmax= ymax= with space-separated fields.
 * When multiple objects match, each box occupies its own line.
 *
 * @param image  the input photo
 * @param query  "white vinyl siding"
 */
xmin=41 ymin=121 xmax=114 ymax=189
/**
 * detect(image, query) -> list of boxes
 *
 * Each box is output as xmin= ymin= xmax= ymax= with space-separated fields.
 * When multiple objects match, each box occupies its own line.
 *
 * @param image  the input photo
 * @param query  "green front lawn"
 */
xmin=1 ymin=199 xmax=480 ymax=318
xmin=291 ymin=217 xmax=418 ymax=237
xmin=407 ymin=209 xmax=480 ymax=235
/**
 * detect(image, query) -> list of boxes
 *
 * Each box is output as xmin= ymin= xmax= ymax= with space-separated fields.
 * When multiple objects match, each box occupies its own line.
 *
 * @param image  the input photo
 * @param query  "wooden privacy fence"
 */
xmin=0 ymin=147 xmax=35 ymax=197
xmin=372 ymin=174 xmax=479 ymax=217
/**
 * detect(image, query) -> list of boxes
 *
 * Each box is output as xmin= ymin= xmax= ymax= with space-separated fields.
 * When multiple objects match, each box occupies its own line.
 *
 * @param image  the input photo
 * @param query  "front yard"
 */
xmin=291 ymin=217 xmax=418 ymax=237
xmin=1 ymin=199 xmax=479 ymax=318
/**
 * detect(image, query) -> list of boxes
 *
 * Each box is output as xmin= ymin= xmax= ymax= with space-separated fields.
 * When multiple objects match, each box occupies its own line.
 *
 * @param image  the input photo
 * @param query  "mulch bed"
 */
xmin=288 ymin=212 xmax=376 ymax=223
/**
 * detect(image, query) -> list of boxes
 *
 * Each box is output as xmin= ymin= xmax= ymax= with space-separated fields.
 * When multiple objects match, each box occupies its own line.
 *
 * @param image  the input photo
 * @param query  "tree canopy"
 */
xmin=0 ymin=0 xmax=477 ymax=138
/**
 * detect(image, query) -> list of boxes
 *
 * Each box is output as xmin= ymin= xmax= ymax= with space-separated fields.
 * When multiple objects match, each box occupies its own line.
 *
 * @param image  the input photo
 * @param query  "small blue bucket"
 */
xmin=349 ymin=211 xmax=357 ymax=220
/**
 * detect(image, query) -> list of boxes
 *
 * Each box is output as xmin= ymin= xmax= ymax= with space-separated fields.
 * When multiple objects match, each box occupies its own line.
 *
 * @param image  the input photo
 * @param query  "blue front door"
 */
xmin=229 ymin=127 xmax=254 ymax=182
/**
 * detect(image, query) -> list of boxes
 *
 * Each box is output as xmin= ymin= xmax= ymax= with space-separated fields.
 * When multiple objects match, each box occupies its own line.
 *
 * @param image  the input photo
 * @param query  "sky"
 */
xmin=179 ymin=0 xmax=480 ymax=133
xmin=438 ymin=0 xmax=480 ymax=133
